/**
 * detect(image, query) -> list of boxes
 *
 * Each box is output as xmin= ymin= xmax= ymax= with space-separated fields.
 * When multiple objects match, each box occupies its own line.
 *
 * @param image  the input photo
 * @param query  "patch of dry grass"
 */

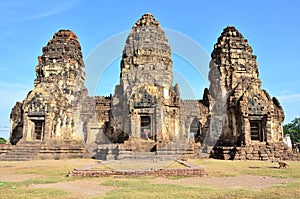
xmin=188 ymin=159 xmax=300 ymax=178
xmin=0 ymin=158 xmax=299 ymax=198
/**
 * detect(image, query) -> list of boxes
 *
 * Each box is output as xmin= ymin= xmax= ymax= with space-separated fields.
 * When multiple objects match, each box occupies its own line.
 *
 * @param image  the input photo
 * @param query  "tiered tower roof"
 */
xmin=120 ymin=13 xmax=173 ymax=89
xmin=34 ymin=30 xmax=86 ymax=95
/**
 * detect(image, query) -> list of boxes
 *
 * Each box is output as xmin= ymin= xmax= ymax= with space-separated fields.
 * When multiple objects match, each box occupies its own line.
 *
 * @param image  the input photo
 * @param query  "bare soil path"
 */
xmin=0 ymin=173 xmax=44 ymax=182
xmin=0 ymin=159 xmax=296 ymax=198
xmin=28 ymin=180 xmax=115 ymax=199
xmin=152 ymin=175 xmax=292 ymax=189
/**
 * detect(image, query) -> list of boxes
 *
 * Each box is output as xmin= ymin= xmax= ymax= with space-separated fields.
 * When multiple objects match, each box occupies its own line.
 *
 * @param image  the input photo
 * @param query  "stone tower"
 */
xmin=120 ymin=12 xmax=173 ymax=90
xmin=112 ymin=13 xmax=180 ymax=144
xmin=34 ymin=30 xmax=86 ymax=98
xmin=210 ymin=26 xmax=285 ymax=146
xmin=10 ymin=30 xmax=88 ymax=144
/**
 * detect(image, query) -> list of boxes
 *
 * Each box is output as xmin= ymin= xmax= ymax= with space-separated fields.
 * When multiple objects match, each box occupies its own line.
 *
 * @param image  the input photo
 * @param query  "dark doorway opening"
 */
xmin=250 ymin=120 xmax=263 ymax=142
xmin=34 ymin=120 xmax=44 ymax=140
xmin=141 ymin=116 xmax=152 ymax=140
xmin=190 ymin=118 xmax=202 ymax=142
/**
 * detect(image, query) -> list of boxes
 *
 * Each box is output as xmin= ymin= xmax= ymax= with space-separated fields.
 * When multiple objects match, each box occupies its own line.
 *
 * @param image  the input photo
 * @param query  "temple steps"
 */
xmin=0 ymin=141 xmax=41 ymax=161
xmin=92 ymin=142 xmax=202 ymax=161
xmin=0 ymin=140 xmax=91 ymax=161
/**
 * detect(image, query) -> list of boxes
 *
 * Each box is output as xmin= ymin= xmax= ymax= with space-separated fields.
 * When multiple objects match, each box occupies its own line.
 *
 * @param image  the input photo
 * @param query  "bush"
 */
xmin=0 ymin=137 xmax=7 ymax=144
xmin=283 ymin=117 xmax=300 ymax=143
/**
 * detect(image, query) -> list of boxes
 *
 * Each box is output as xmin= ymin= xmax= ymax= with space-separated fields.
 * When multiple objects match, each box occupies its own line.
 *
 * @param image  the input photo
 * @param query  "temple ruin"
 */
xmin=1 ymin=13 xmax=297 ymax=161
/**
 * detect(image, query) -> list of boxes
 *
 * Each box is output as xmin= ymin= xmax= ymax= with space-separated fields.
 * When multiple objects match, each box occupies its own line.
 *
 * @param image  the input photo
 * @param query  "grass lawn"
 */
xmin=0 ymin=158 xmax=299 ymax=199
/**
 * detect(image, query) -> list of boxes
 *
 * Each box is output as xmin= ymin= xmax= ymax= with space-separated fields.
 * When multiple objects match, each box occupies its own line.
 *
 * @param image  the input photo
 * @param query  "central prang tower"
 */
xmin=120 ymin=13 xmax=173 ymax=90
xmin=112 ymin=13 xmax=180 ymax=146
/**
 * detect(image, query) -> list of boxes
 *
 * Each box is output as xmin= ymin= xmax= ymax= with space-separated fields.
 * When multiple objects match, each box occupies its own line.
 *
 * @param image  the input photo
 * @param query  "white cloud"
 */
xmin=25 ymin=0 xmax=78 ymax=20
xmin=277 ymin=93 xmax=300 ymax=103
xmin=0 ymin=0 xmax=78 ymax=22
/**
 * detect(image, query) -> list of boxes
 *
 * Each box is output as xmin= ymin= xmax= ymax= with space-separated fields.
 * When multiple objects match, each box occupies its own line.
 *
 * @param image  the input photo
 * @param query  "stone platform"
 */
xmin=0 ymin=140 xmax=91 ymax=161
xmin=69 ymin=168 xmax=208 ymax=177
xmin=68 ymin=160 xmax=208 ymax=177
xmin=91 ymin=138 xmax=209 ymax=161
xmin=211 ymin=142 xmax=300 ymax=161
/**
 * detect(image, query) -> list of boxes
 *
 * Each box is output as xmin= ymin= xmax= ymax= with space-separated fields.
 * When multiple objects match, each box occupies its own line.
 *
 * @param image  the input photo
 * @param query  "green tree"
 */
xmin=283 ymin=117 xmax=300 ymax=143
xmin=0 ymin=137 xmax=7 ymax=144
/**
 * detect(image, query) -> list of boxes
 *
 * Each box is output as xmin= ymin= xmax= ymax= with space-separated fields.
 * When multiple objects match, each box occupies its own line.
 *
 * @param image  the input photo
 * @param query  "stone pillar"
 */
xmin=23 ymin=115 xmax=28 ymax=141
xmin=266 ymin=116 xmax=272 ymax=142
xmin=44 ymin=116 xmax=51 ymax=141
xmin=244 ymin=118 xmax=251 ymax=146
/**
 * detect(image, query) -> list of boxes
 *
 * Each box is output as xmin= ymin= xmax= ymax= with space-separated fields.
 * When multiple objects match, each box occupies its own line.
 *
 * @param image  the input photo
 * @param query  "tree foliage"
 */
xmin=0 ymin=137 xmax=7 ymax=144
xmin=283 ymin=117 xmax=300 ymax=143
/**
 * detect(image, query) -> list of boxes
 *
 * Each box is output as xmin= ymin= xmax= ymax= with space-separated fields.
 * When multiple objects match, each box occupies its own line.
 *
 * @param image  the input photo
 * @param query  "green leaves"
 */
xmin=283 ymin=117 xmax=300 ymax=143
xmin=0 ymin=137 xmax=6 ymax=144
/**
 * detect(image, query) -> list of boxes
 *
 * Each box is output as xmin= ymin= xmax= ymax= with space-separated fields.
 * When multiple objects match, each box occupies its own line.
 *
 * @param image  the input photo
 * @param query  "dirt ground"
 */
xmin=28 ymin=180 xmax=115 ymax=199
xmin=0 ymin=173 xmax=44 ymax=182
xmin=152 ymin=175 xmax=292 ymax=189
xmin=0 ymin=159 xmax=295 ymax=198
xmin=0 ymin=173 xmax=291 ymax=198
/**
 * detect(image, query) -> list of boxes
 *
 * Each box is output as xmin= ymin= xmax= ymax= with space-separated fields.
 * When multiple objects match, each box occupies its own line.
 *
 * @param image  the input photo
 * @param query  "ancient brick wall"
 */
xmin=69 ymin=168 xmax=208 ymax=177
xmin=212 ymin=142 xmax=300 ymax=161
xmin=9 ymin=102 xmax=23 ymax=144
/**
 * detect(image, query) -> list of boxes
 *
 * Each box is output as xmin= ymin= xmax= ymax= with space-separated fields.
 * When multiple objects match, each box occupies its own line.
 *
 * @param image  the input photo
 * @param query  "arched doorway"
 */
xmin=190 ymin=118 xmax=201 ymax=142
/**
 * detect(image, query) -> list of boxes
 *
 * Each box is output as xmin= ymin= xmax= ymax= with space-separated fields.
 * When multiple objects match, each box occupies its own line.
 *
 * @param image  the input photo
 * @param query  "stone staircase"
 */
xmin=121 ymin=152 xmax=157 ymax=160
xmin=0 ymin=144 xmax=12 ymax=155
xmin=123 ymin=137 xmax=156 ymax=152
xmin=156 ymin=142 xmax=195 ymax=159
xmin=92 ymin=141 xmax=200 ymax=160
xmin=92 ymin=144 xmax=155 ymax=160
xmin=0 ymin=140 xmax=91 ymax=161
xmin=0 ymin=141 xmax=41 ymax=161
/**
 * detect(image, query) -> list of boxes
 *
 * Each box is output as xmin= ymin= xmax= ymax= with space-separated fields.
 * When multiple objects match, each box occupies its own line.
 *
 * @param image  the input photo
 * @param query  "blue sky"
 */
xmin=1 ymin=0 xmax=300 ymax=138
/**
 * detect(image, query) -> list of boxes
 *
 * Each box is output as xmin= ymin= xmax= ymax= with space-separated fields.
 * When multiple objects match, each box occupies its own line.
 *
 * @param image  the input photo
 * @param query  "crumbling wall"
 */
xmin=180 ymin=100 xmax=209 ymax=144
xmin=9 ymin=102 xmax=23 ymax=145
xmin=212 ymin=142 xmax=300 ymax=161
